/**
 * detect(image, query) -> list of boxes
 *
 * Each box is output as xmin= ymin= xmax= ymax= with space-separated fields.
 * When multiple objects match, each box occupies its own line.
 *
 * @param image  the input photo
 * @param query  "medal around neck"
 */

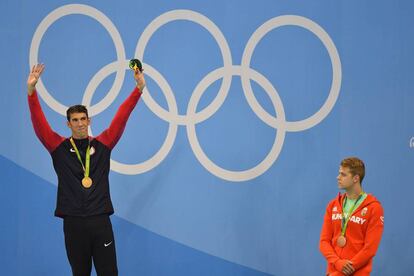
xmin=338 ymin=192 xmax=365 ymax=248
xmin=129 ymin=58 xmax=142 ymax=72
xmin=69 ymin=137 xmax=93 ymax=189
xmin=337 ymin=235 xmax=347 ymax=248
xmin=82 ymin=176 xmax=93 ymax=188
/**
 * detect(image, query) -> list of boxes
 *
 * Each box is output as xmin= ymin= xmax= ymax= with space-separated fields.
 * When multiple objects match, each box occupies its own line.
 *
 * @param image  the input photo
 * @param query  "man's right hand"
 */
xmin=27 ymin=64 xmax=45 ymax=96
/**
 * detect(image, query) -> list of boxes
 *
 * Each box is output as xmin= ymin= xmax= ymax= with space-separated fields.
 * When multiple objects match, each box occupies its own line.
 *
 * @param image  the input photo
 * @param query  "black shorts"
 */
xmin=63 ymin=214 xmax=118 ymax=276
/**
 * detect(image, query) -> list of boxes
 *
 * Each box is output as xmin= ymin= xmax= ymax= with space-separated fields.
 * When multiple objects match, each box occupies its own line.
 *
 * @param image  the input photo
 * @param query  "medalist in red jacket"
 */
xmin=319 ymin=193 xmax=384 ymax=275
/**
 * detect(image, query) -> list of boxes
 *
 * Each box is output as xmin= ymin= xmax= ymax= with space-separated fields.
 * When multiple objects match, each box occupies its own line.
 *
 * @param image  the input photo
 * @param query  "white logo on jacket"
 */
xmin=361 ymin=207 xmax=368 ymax=216
xmin=331 ymin=213 xmax=367 ymax=225
xmin=69 ymin=146 xmax=95 ymax=155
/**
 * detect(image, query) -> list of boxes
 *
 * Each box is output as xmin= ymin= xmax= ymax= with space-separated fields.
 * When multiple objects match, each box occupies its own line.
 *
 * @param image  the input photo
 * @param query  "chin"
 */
xmin=77 ymin=133 xmax=88 ymax=138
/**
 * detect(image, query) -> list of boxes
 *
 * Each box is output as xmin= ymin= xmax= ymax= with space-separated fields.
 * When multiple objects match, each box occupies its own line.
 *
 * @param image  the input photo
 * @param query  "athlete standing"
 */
xmin=27 ymin=63 xmax=145 ymax=276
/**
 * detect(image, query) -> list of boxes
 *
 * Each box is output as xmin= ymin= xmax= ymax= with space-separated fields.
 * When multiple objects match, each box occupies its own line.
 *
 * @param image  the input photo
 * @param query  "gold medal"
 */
xmin=82 ymin=176 xmax=93 ymax=188
xmin=70 ymin=137 xmax=93 ymax=189
xmin=337 ymin=235 xmax=346 ymax=248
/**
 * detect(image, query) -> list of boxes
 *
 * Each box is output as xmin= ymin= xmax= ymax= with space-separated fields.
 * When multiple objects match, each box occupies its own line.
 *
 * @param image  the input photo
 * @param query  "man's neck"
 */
xmin=345 ymin=184 xmax=363 ymax=199
xmin=72 ymin=134 xmax=88 ymax=140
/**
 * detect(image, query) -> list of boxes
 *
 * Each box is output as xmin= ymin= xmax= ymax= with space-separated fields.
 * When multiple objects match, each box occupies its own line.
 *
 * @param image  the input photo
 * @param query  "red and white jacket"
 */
xmin=320 ymin=193 xmax=384 ymax=275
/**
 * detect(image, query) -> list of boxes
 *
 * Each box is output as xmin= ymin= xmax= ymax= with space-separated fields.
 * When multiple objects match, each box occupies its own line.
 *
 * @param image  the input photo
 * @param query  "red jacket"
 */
xmin=320 ymin=193 xmax=384 ymax=275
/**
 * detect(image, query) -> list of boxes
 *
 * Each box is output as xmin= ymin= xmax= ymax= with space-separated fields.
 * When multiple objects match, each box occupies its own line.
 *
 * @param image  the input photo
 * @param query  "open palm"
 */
xmin=27 ymin=64 xmax=45 ymax=88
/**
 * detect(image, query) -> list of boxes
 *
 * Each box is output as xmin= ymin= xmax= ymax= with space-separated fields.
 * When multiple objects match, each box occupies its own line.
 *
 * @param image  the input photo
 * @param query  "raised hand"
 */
xmin=133 ymin=68 xmax=146 ymax=93
xmin=27 ymin=64 xmax=45 ymax=95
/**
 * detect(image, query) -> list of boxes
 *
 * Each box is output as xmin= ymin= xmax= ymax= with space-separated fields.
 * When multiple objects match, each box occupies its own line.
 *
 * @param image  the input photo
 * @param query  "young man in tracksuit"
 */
xmin=320 ymin=157 xmax=384 ymax=276
xmin=27 ymin=63 xmax=146 ymax=276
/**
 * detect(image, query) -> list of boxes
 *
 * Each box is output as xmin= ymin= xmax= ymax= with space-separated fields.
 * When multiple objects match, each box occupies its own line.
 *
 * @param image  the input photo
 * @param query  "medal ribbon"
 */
xmin=340 ymin=192 xmax=365 ymax=236
xmin=69 ymin=137 xmax=90 ymax=179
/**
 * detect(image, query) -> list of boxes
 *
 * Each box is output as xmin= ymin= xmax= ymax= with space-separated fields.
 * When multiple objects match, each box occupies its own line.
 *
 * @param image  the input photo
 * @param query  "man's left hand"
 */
xmin=341 ymin=260 xmax=355 ymax=275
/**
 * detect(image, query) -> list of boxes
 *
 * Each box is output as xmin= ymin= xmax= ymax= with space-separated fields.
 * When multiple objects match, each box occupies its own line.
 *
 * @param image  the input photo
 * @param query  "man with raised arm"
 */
xmin=27 ymin=63 xmax=146 ymax=276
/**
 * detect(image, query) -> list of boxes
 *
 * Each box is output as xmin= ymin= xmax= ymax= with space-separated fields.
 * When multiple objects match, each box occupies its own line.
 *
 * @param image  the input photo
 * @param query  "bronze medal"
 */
xmin=82 ymin=176 xmax=93 ymax=188
xmin=337 ymin=235 xmax=346 ymax=248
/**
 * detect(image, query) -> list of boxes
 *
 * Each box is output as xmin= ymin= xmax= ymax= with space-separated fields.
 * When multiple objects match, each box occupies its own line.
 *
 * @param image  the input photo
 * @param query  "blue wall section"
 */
xmin=1 ymin=0 xmax=414 ymax=275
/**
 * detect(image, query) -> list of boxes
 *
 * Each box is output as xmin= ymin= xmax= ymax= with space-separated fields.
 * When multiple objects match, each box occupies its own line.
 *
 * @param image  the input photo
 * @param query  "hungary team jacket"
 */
xmin=319 ymin=193 xmax=384 ymax=275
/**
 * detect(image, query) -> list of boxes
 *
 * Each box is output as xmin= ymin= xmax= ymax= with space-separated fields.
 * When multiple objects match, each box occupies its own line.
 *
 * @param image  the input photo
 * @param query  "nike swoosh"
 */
xmin=104 ymin=241 xmax=112 ymax=247
xmin=70 ymin=148 xmax=76 ymax=152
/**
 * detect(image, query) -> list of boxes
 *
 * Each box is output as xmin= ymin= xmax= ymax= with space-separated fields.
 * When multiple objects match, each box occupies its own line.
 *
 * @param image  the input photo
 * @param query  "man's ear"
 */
xmin=353 ymin=174 xmax=360 ymax=183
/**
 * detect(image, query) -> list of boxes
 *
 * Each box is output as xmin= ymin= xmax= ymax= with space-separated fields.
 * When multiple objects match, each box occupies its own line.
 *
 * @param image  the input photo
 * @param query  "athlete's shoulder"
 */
xmin=364 ymin=193 xmax=383 ymax=206
xmin=325 ymin=193 xmax=343 ymax=209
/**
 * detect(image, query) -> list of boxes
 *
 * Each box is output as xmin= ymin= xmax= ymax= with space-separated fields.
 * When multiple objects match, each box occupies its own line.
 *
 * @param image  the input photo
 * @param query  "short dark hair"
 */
xmin=340 ymin=157 xmax=365 ymax=183
xmin=66 ymin=105 xmax=89 ymax=121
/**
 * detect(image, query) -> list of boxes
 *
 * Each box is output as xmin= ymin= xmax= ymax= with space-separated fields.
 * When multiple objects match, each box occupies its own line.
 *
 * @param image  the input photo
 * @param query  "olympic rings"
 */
xmin=241 ymin=15 xmax=341 ymax=132
xmin=30 ymin=5 xmax=342 ymax=181
xmin=30 ymin=4 xmax=126 ymax=117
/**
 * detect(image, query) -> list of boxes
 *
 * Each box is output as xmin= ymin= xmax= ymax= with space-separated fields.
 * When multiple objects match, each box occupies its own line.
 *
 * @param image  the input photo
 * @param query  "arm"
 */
xmin=350 ymin=203 xmax=384 ymax=270
xmin=96 ymin=67 xmax=145 ymax=149
xmin=319 ymin=202 xmax=354 ymax=274
xmin=27 ymin=64 xmax=64 ymax=152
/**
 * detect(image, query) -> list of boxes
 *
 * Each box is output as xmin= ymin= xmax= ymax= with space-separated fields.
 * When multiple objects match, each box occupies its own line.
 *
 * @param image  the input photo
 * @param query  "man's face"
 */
xmin=67 ymin=112 xmax=90 ymax=139
xmin=337 ymin=166 xmax=358 ymax=190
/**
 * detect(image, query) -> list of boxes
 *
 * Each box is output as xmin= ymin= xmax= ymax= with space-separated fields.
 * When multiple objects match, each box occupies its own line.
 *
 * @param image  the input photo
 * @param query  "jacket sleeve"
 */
xmin=319 ymin=202 xmax=343 ymax=271
xmin=96 ymin=87 xmax=142 ymax=149
xmin=350 ymin=202 xmax=384 ymax=270
xmin=28 ymin=90 xmax=64 ymax=152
